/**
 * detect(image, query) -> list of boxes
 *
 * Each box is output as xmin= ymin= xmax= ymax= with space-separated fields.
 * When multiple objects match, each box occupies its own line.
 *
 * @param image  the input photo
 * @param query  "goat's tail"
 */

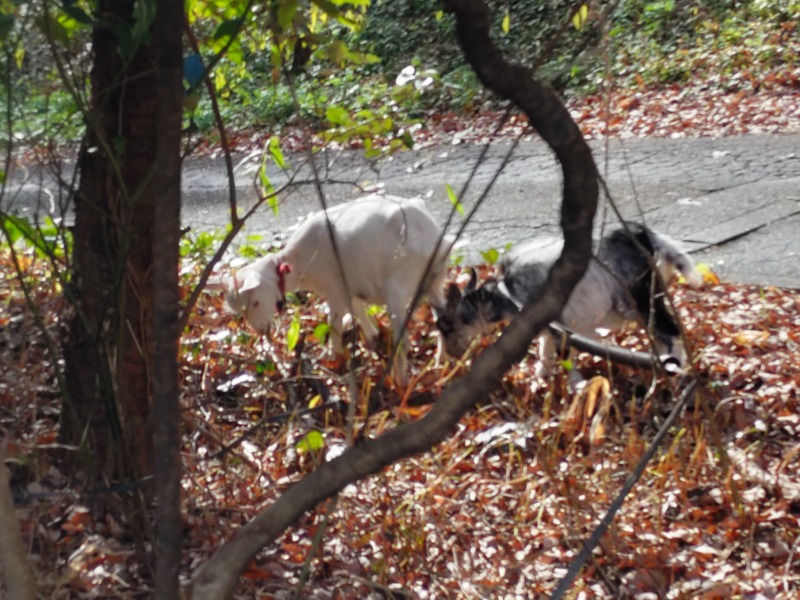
xmin=648 ymin=229 xmax=703 ymax=288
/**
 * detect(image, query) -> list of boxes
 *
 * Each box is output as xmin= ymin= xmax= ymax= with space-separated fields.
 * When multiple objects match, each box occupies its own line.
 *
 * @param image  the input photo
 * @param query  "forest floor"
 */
xmin=2 ymin=77 xmax=800 ymax=598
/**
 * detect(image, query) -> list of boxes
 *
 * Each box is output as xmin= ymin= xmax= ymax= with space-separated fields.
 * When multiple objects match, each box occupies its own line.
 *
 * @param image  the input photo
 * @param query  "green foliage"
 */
xmin=296 ymin=430 xmax=326 ymax=453
xmin=0 ymin=213 xmax=71 ymax=260
xmin=286 ymin=314 xmax=301 ymax=351
xmin=4 ymin=0 xmax=797 ymax=158
xmin=180 ymin=229 xmax=224 ymax=259
xmin=255 ymin=358 xmax=277 ymax=375
xmin=602 ymin=0 xmax=799 ymax=91
xmin=258 ymin=137 xmax=287 ymax=214
xmin=312 ymin=322 xmax=330 ymax=344
xmin=350 ymin=0 xmax=599 ymax=100
xmin=479 ymin=247 xmax=500 ymax=266
xmin=479 ymin=242 xmax=512 ymax=266
xmin=445 ymin=184 xmax=465 ymax=217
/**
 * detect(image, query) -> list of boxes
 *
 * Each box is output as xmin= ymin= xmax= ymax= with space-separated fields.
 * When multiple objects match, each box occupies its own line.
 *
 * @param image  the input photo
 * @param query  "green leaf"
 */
xmin=445 ymin=184 xmax=465 ymax=217
xmin=296 ymin=430 xmax=326 ymax=454
xmin=1 ymin=213 xmax=23 ymax=244
xmin=259 ymin=165 xmax=277 ymax=215
xmin=345 ymin=50 xmax=381 ymax=65
xmin=0 ymin=214 xmax=68 ymax=259
xmin=501 ymin=12 xmax=510 ymax=34
xmin=286 ymin=315 xmax=301 ymax=351
xmin=268 ymin=136 xmax=286 ymax=169
xmin=35 ymin=14 xmax=70 ymax=45
xmin=277 ymin=0 xmax=298 ymax=29
xmin=255 ymin=359 xmax=276 ymax=375
xmin=214 ymin=18 xmax=241 ymax=40
xmin=130 ymin=0 xmax=155 ymax=45
xmin=324 ymin=40 xmax=348 ymax=65
xmin=268 ymin=196 xmax=279 ymax=216
xmin=312 ymin=323 xmax=330 ymax=344
xmin=13 ymin=46 xmax=24 ymax=69
xmin=572 ymin=4 xmax=589 ymax=30
xmin=60 ymin=3 xmax=93 ymax=25
xmin=480 ymin=248 xmax=500 ymax=265
xmin=325 ymin=105 xmax=351 ymax=126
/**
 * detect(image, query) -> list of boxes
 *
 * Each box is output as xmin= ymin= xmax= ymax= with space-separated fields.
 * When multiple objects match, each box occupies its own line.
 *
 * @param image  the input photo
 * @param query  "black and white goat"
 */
xmin=436 ymin=223 xmax=703 ymax=375
xmin=212 ymin=194 xmax=453 ymax=385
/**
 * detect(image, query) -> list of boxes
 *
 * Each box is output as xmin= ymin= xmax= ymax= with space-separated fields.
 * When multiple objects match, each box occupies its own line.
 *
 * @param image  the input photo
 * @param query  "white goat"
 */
xmin=216 ymin=194 xmax=453 ymax=384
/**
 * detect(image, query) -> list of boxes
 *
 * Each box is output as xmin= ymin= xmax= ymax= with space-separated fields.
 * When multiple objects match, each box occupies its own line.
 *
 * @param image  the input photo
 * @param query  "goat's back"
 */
xmin=502 ymin=242 xmax=619 ymax=336
xmin=500 ymin=224 xmax=696 ymax=335
xmin=288 ymin=195 xmax=446 ymax=304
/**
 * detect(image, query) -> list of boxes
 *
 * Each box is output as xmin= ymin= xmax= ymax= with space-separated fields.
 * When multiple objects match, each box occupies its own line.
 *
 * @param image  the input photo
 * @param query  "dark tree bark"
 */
xmin=152 ymin=0 xmax=184 ymax=596
xmin=190 ymin=1 xmax=598 ymax=598
xmin=62 ymin=0 xmax=158 ymax=485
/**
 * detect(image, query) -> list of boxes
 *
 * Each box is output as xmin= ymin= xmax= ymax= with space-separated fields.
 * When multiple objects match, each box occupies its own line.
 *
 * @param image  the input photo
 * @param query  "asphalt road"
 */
xmin=7 ymin=133 xmax=800 ymax=288
xmin=181 ymin=132 xmax=800 ymax=288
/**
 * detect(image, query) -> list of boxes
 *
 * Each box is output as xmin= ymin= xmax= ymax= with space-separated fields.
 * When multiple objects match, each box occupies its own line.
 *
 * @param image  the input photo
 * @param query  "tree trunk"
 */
xmin=152 ymin=0 xmax=185 ymax=595
xmin=62 ymin=0 xmax=158 ymax=487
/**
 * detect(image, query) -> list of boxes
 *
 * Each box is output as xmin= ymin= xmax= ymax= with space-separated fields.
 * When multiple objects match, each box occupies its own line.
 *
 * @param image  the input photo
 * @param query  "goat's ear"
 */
xmin=466 ymin=267 xmax=478 ymax=293
xmin=238 ymin=273 xmax=261 ymax=294
xmin=445 ymin=283 xmax=462 ymax=314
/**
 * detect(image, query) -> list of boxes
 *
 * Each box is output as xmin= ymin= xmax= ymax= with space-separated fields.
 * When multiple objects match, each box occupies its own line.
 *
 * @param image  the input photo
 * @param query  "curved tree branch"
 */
xmin=190 ymin=2 xmax=598 ymax=597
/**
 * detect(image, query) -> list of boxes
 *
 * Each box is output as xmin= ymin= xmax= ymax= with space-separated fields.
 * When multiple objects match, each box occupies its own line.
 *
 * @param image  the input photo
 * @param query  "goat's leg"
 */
xmin=351 ymin=299 xmax=380 ymax=348
xmin=535 ymin=331 xmax=557 ymax=379
xmin=633 ymin=274 xmax=686 ymax=363
xmin=425 ymin=270 xmax=449 ymax=367
xmin=427 ymin=303 xmax=446 ymax=368
xmin=327 ymin=306 xmax=346 ymax=355
xmin=386 ymin=298 xmax=410 ymax=387
xmin=650 ymin=295 xmax=686 ymax=364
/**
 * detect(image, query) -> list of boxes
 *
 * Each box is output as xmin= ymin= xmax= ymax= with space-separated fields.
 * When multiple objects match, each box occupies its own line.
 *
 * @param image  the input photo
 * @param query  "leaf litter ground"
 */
xmin=3 ymin=70 xmax=800 ymax=598
xmin=193 ymin=77 xmax=800 ymax=157
xmin=2 ymin=245 xmax=800 ymax=598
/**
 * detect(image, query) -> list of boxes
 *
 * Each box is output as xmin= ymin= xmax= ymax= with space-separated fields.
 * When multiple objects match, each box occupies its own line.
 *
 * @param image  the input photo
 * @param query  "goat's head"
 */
xmin=435 ymin=269 xmax=514 ymax=357
xmin=212 ymin=256 xmax=293 ymax=335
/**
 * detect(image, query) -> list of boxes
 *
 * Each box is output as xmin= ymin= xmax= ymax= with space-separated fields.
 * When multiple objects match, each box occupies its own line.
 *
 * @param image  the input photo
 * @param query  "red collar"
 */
xmin=276 ymin=262 xmax=292 ymax=312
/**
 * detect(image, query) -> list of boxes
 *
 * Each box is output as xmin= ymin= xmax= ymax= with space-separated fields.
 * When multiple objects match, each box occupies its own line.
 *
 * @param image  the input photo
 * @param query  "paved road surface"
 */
xmin=7 ymin=133 xmax=800 ymax=288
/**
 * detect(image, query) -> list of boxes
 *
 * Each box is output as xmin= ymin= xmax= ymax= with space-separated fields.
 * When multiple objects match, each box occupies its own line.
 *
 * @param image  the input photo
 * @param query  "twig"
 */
xmin=549 ymin=379 xmax=698 ymax=600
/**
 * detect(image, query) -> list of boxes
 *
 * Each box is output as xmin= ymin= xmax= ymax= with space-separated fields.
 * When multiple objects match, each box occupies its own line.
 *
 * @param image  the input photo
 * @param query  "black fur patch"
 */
xmin=599 ymin=224 xmax=679 ymax=339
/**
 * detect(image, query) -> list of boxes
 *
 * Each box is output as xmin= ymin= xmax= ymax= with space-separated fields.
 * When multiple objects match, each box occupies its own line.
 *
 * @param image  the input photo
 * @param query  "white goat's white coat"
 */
xmin=220 ymin=195 xmax=452 ymax=384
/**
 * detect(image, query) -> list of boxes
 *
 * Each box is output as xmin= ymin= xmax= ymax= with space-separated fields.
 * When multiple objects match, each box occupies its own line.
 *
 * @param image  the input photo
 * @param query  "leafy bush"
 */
xmin=2 ymin=0 xmax=797 ymax=151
